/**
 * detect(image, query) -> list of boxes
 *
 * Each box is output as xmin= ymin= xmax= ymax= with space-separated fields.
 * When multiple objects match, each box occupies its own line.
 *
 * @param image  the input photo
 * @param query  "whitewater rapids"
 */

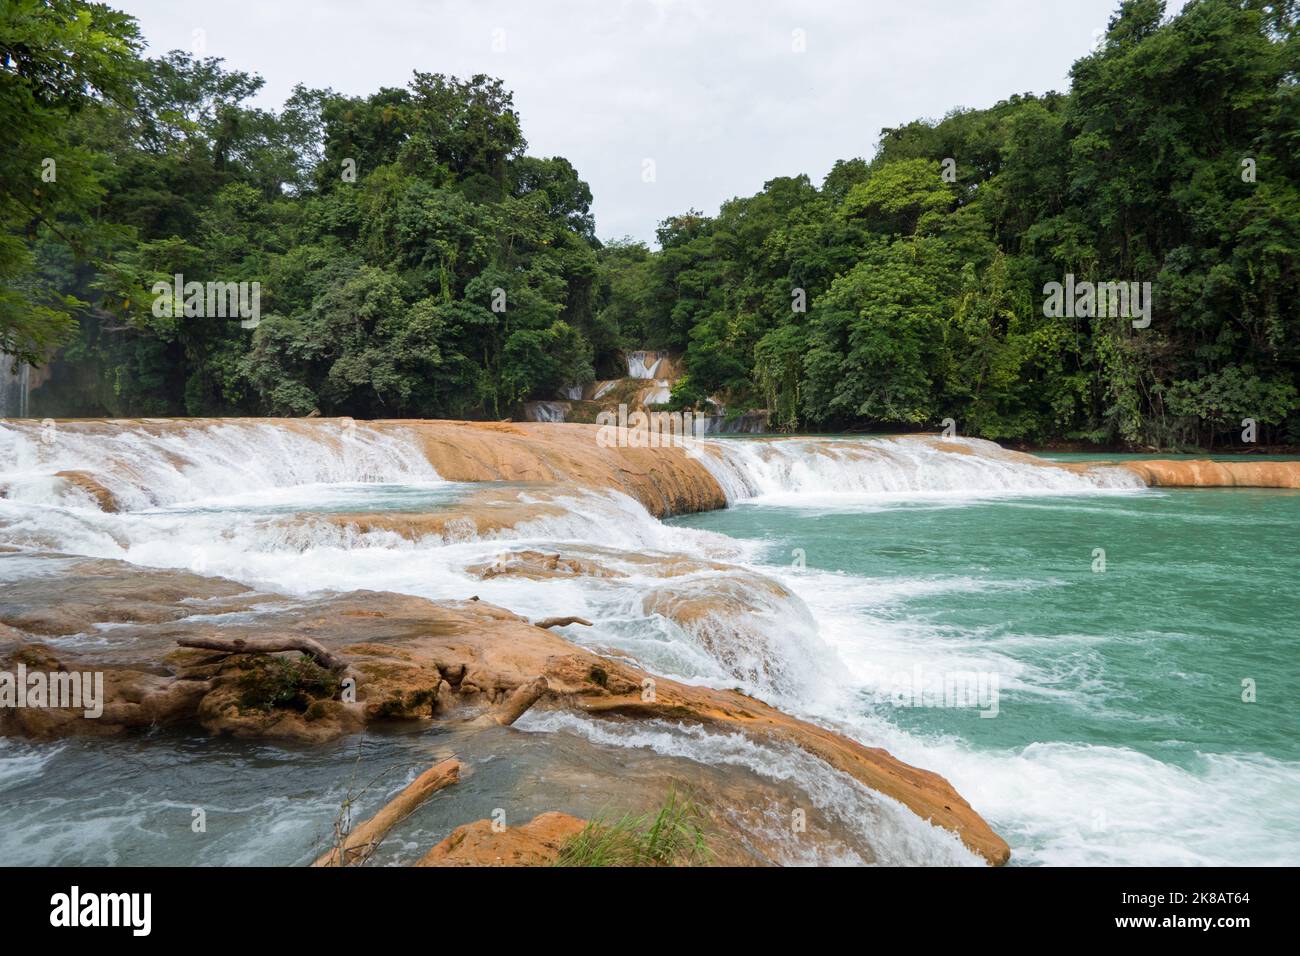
xmin=0 ymin=419 xmax=1162 ymax=865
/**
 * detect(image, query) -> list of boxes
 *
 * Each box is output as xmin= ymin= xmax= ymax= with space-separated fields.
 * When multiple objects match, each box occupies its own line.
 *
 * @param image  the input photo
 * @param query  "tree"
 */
xmin=1 ymin=0 xmax=142 ymax=363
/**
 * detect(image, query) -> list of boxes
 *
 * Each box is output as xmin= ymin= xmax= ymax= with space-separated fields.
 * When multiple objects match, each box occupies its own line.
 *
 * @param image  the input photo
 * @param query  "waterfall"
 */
xmin=695 ymin=435 xmax=1145 ymax=503
xmin=638 ymin=384 xmax=672 ymax=405
xmin=694 ymin=410 xmax=769 ymax=435
xmin=625 ymin=350 xmax=669 ymax=380
xmin=523 ymin=400 xmax=570 ymax=423
xmin=0 ymin=355 xmax=30 ymax=419
xmin=0 ymin=418 xmax=441 ymax=511
xmin=0 ymin=419 xmax=1143 ymax=516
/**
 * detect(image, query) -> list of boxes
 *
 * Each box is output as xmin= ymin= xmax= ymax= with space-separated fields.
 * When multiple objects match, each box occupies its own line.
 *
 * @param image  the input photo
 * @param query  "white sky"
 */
xmin=116 ymin=0 xmax=1188 ymax=245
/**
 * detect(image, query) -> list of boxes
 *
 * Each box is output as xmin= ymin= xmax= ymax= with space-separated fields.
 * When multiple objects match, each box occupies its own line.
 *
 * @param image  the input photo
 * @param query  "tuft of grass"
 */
xmin=237 ymin=653 xmax=341 ymax=713
xmin=553 ymin=789 xmax=712 ymax=867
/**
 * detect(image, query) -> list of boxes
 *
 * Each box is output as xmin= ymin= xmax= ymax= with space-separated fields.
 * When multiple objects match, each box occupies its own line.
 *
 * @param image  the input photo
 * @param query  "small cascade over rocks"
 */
xmin=522 ymin=400 xmax=570 ymax=423
xmin=695 ymin=434 xmax=1146 ymax=504
xmin=625 ymin=350 xmax=674 ymax=380
xmin=638 ymin=383 xmax=672 ymax=405
xmin=530 ymin=349 xmax=774 ymax=431
xmin=527 ymin=350 xmax=683 ymax=424
xmin=0 ymin=418 xmax=441 ymax=512
xmin=695 ymin=408 xmax=770 ymax=435
xmin=623 ymin=350 xmax=677 ymax=408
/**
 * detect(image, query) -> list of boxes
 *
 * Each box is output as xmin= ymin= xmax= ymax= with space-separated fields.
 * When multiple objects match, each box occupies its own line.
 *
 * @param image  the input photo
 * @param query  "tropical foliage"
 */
xmin=602 ymin=0 xmax=1300 ymax=447
xmin=3 ymin=0 xmax=1297 ymax=447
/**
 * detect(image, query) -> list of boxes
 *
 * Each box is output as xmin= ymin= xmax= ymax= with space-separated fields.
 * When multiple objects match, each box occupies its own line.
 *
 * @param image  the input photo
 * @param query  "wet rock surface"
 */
xmin=0 ymin=552 xmax=1009 ymax=863
xmin=415 ymin=811 xmax=588 ymax=867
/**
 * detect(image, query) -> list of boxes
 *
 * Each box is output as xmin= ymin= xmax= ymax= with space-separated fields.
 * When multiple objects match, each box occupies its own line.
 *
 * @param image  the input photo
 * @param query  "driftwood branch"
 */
xmin=533 ymin=616 xmax=592 ymax=629
xmin=176 ymin=636 xmax=348 ymax=673
xmin=313 ymin=758 xmax=462 ymax=867
xmin=469 ymin=676 xmax=549 ymax=728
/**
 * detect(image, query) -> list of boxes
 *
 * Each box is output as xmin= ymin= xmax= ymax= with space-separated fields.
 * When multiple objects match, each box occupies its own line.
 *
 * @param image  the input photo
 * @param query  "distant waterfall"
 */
xmin=625 ymin=350 xmax=670 ymax=380
xmin=0 ymin=355 xmax=30 ymax=418
xmin=523 ymin=400 xmax=570 ymax=423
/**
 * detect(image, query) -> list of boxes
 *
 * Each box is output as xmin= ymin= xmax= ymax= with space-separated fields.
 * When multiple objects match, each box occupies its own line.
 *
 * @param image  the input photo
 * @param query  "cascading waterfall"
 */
xmin=0 ymin=420 xmax=823 ymax=696
xmin=518 ymin=712 xmax=982 ymax=865
xmin=3 ymin=417 xmax=1195 ymax=866
xmin=696 ymin=435 xmax=1144 ymax=504
xmin=0 ymin=424 xmax=1145 ymax=685
xmin=0 ymin=424 xmax=1140 ymax=678
xmin=638 ymin=383 xmax=672 ymax=405
xmin=0 ymin=419 xmax=441 ymax=511
xmin=693 ymin=409 xmax=770 ymax=435
xmin=625 ymin=350 xmax=668 ymax=379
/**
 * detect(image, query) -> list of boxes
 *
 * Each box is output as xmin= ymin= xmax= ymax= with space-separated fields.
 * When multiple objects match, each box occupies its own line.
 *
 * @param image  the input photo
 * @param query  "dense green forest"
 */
xmin=2 ymin=0 xmax=1298 ymax=447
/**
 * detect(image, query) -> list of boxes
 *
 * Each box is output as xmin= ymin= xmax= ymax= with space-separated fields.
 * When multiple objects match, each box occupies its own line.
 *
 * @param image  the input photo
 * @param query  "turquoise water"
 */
xmin=669 ymin=486 xmax=1300 ymax=865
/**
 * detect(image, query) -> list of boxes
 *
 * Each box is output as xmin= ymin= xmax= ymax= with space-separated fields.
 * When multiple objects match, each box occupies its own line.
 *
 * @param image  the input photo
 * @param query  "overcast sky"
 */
xmin=117 ymin=0 xmax=1187 ymax=245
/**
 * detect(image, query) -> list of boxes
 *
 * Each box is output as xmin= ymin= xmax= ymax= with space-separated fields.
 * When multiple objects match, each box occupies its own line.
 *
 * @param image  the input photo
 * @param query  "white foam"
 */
xmin=0 ymin=740 xmax=63 ymax=793
xmin=0 ymin=420 xmax=441 ymax=512
xmin=880 ymin=736 xmax=1300 ymax=866
xmin=625 ymin=351 xmax=668 ymax=380
xmin=695 ymin=436 xmax=1144 ymax=505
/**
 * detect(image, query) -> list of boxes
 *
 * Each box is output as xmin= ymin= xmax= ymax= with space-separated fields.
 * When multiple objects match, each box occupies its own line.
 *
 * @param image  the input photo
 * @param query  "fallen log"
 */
xmin=176 ymin=635 xmax=348 ymax=673
xmin=470 ymin=676 xmax=549 ymax=728
xmin=533 ymin=616 xmax=592 ymax=629
xmin=313 ymin=757 xmax=462 ymax=867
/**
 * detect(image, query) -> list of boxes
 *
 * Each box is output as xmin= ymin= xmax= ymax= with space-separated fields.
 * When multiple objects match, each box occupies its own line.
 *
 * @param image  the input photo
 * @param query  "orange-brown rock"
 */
xmin=904 ymin=433 xmax=1300 ymax=489
xmin=1112 ymin=458 xmax=1300 ymax=489
xmin=0 ymin=553 xmax=1009 ymax=864
xmin=467 ymin=548 xmax=627 ymax=580
xmin=373 ymin=420 xmax=726 ymax=517
xmin=0 ymin=556 xmax=267 ymax=639
xmin=463 ymin=545 xmax=747 ymax=582
xmin=0 ymin=641 xmax=214 ymax=739
xmin=53 ymin=471 xmax=121 ymax=513
xmin=416 ymin=811 xmax=588 ymax=867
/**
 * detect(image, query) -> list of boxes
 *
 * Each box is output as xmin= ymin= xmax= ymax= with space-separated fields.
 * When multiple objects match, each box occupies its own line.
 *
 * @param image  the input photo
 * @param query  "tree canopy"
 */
xmin=600 ymin=0 xmax=1300 ymax=447
xmin=3 ymin=0 xmax=1297 ymax=448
